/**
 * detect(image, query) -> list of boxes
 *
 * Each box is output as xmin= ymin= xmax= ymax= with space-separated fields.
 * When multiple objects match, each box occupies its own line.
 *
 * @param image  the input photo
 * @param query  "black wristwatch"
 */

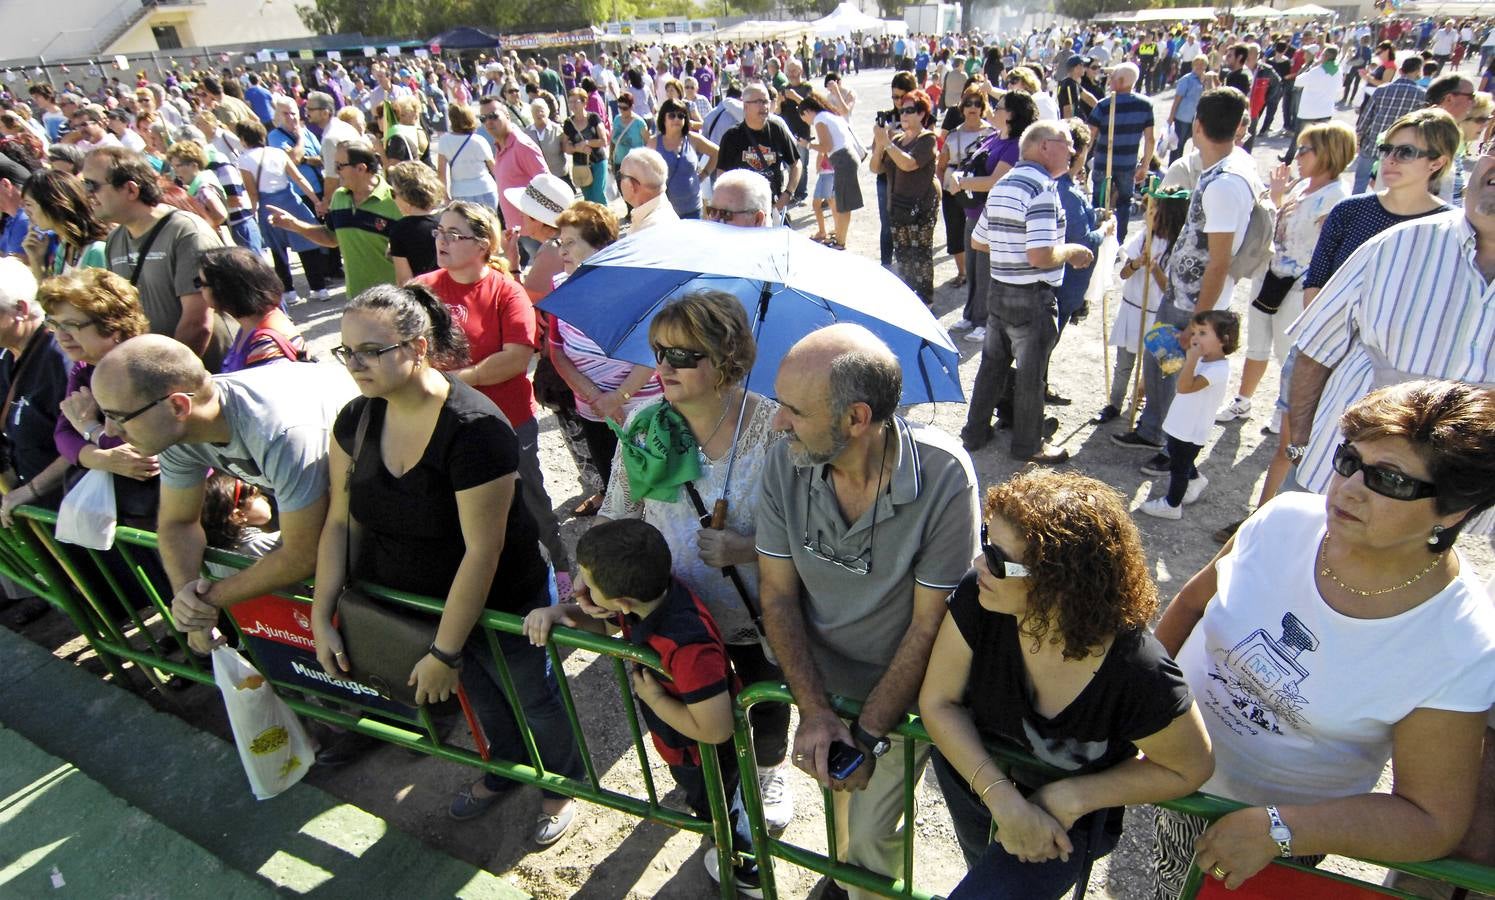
xmin=851 ymin=721 xmax=891 ymax=758
xmin=427 ymin=642 xmax=463 ymax=669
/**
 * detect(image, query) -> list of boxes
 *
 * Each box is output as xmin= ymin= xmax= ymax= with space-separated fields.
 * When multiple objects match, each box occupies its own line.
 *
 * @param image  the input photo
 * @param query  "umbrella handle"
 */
xmin=710 ymin=499 xmax=728 ymax=531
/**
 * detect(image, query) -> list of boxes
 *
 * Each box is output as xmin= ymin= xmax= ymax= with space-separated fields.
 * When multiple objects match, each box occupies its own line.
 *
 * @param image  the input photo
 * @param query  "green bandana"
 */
xmin=609 ymin=401 xmax=701 ymax=502
xmin=1323 ymin=61 xmax=1339 ymax=76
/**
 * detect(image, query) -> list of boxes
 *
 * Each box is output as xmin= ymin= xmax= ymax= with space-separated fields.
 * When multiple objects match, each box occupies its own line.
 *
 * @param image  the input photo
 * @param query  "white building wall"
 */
xmin=0 ymin=0 xmax=311 ymax=62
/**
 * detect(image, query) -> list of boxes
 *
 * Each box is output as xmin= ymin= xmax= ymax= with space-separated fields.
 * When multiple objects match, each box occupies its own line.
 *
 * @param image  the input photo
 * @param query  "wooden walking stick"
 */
xmin=1127 ymin=177 xmax=1160 ymax=432
xmin=1099 ymin=87 xmax=1118 ymax=401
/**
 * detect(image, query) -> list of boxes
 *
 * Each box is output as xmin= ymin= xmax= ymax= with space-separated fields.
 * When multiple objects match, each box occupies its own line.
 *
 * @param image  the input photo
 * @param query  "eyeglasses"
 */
xmin=665 ymin=110 xmax=686 ymax=119
xmin=1376 ymin=142 xmax=1439 ymax=163
xmin=330 ymin=340 xmax=412 ymax=368
xmin=703 ymin=205 xmax=755 ymax=222
xmin=81 ymin=177 xmax=103 ymax=193
xmin=44 ymin=316 xmax=97 ymax=333
xmin=1296 ymin=144 xmax=1316 ymax=155
xmin=231 ymin=479 xmax=260 ymax=510
xmin=334 ymin=160 xmax=357 ymax=170
xmin=479 ymin=113 xmax=502 ymax=122
xmin=980 ymin=523 xmax=1030 ymax=579
xmin=102 ymin=395 xmax=170 ymax=427
xmin=653 ymin=345 xmax=708 ymax=369
xmin=505 ymin=88 xmax=520 ymax=94
xmin=1332 ymin=443 xmax=1438 ymax=501
xmin=743 ymin=98 xmax=769 ymax=106
xmin=802 ymin=478 xmax=874 ymax=576
xmin=431 ymin=228 xmax=479 ymax=243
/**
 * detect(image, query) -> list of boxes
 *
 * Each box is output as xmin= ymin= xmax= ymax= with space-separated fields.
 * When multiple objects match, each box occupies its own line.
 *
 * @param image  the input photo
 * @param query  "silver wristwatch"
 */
xmin=1285 ymin=443 xmax=1308 ymax=464
xmin=1266 ymin=805 xmax=1293 ymax=858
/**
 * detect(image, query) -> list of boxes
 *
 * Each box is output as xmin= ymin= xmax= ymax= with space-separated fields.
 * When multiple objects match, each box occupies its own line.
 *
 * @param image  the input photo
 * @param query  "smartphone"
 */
xmin=827 ymin=740 xmax=865 ymax=781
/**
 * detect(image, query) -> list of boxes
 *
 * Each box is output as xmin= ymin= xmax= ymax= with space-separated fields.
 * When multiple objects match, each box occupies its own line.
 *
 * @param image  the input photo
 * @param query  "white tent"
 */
xmin=1281 ymin=2 xmax=1334 ymax=15
xmin=714 ymin=19 xmax=814 ymax=41
xmin=1233 ymin=4 xmax=1285 ymax=17
xmin=811 ymin=2 xmax=891 ymax=37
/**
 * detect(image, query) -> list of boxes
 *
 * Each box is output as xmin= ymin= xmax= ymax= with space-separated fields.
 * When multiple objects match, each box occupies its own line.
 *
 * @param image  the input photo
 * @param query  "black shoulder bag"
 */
xmin=334 ymin=401 xmax=446 ymax=709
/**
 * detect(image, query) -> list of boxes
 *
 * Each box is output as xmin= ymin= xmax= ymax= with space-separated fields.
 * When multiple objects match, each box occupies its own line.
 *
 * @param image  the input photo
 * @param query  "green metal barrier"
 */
xmin=5 ymin=505 xmax=1495 ymax=900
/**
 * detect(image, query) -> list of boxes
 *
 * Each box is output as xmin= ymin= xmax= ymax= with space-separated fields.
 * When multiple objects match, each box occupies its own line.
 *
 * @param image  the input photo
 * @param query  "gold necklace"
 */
xmin=1318 ymin=537 xmax=1445 ymax=597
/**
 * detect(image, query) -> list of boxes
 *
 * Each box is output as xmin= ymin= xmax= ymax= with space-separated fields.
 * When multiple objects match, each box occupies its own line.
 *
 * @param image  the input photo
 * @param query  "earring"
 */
xmin=1428 ymin=524 xmax=1446 ymax=547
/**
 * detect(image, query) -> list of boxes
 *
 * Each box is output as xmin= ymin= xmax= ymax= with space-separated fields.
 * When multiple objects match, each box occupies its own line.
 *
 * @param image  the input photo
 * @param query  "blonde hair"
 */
xmin=165 ymin=139 xmax=210 ymax=168
xmin=440 ymin=200 xmax=510 ymax=273
xmin=1385 ymin=107 xmax=1462 ymax=188
xmin=1299 ymin=120 xmax=1357 ymax=178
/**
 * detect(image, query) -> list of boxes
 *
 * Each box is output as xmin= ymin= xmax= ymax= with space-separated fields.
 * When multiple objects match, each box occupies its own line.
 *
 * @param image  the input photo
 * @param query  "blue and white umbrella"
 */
xmin=537 ymin=219 xmax=964 ymax=406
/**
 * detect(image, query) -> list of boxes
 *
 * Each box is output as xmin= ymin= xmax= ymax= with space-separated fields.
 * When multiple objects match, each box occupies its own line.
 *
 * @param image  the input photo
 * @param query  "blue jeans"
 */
xmin=1092 ymin=166 xmax=1136 ymax=241
xmin=460 ymin=608 xmax=584 ymax=801
xmin=963 ymin=281 xmax=1059 ymax=458
xmin=229 ymin=214 xmax=263 ymax=254
xmin=1169 ymin=119 xmax=1192 ymax=164
xmin=1352 ymin=149 xmax=1377 ymax=194
xmin=1136 ymin=301 xmax=1193 ymax=444
xmin=932 ymin=751 xmax=1120 ymax=900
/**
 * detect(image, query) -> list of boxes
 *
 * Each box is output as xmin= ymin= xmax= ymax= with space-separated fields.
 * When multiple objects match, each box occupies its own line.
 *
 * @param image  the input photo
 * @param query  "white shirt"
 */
xmin=1032 ymin=91 xmax=1060 ymax=121
xmin=1295 ymin=64 xmax=1341 ymax=120
xmin=1180 ymin=492 xmax=1495 ymax=806
xmin=1162 ymin=357 xmax=1230 ymax=444
xmin=317 ymin=116 xmax=361 ymax=182
xmin=1431 ymin=27 xmax=1458 ymax=55
xmin=811 ymin=111 xmax=854 ymax=153
xmin=240 ymin=146 xmax=295 ymax=194
xmin=629 ymin=192 xmax=679 ymax=233
xmin=117 ymin=128 xmax=146 ymax=152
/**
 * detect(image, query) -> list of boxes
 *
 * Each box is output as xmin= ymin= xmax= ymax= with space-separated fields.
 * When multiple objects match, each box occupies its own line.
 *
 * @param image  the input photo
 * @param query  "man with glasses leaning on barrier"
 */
xmin=89 ymin=334 xmax=357 ymax=658
xmin=755 ymin=324 xmax=979 ymax=900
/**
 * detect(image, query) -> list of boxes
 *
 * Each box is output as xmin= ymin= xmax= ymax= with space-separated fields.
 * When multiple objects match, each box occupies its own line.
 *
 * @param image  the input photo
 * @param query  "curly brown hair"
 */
xmin=647 ymin=290 xmax=756 ymax=392
xmin=985 ymin=470 xmax=1157 ymax=660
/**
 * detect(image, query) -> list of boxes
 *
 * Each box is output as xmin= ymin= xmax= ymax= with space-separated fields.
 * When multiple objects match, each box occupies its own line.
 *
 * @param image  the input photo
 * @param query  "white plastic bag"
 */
xmin=1155 ymin=124 xmax=1178 ymax=158
xmin=1085 ymin=230 xmax=1122 ymax=310
xmin=55 ymin=468 xmax=117 ymax=550
xmin=213 ymin=646 xmax=314 ymax=800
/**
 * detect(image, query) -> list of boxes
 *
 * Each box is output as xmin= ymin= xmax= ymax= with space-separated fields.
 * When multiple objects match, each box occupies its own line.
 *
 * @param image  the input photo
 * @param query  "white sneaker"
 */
xmin=950 ymin=317 xmax=974 ymax=331
xmin=1138 ymin=496 xmax=1183 ymax=520
xmin=1215 ymin=395 xmax=1252 ymax=423
xmin=311 ymin=288 xmax=331 ymax=302
xmin=759 ymin=764 xmax=794 ymax=833
xmin=1182 ymin=473 xmax=1209 ymax=505
xmin=1266 ymin=407 xmax=1283 ymax=435
xmin=282 ymin=291 xmax=305 ymax=307
xmin=963 ymin=326 xmax=987 ymax=343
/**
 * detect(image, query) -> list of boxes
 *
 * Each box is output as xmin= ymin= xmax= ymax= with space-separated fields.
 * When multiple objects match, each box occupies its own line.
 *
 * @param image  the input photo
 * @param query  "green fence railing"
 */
xmin=4 ymin=504 xmax=1495 ymax=900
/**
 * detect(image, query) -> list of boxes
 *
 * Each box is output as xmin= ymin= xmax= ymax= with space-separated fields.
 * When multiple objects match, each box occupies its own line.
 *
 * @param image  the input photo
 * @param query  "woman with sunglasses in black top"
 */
xmin=920 ymin=468 xmax=1211 ymax=899
xmin=1152 ymin=380 xmax=1495 ymax=899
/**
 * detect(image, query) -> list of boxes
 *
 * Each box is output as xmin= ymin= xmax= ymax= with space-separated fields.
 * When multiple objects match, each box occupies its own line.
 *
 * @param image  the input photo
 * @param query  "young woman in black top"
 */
xmin=919 ymin=469 xmax=1213 ymax=899
xmin=311 ymin=283 xmax=582 ymax=845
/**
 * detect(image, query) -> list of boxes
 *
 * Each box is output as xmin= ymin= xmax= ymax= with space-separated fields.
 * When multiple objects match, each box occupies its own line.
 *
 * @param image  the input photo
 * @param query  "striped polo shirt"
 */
xmin=1088 ymin=91 xmax=1155 ymax=174
xmin=972 ymin=161 xmax=1066 ymax=287
xmin=1289 ymin=209 xmax=1495 ymax=534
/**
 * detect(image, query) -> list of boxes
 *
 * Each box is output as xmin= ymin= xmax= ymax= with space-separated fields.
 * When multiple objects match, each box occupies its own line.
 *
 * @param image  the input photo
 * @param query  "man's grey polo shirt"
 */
xmin=756 ymin=416 xmax=979 ymax=701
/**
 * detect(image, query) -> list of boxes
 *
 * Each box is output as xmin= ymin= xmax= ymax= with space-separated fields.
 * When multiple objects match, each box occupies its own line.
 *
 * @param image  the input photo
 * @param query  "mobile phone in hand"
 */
xmin=827 ymin=740 xmax=865 ymax=781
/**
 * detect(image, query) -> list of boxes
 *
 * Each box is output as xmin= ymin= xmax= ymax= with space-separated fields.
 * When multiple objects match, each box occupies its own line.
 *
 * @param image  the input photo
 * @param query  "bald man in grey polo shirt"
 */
xmin=756 ymin=325 xmax=979 ymax=899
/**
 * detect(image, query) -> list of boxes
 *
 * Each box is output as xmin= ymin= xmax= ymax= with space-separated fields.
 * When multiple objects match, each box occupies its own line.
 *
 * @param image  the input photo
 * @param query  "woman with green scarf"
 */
xmin=594 ymin=289 xmax=798 ymax=834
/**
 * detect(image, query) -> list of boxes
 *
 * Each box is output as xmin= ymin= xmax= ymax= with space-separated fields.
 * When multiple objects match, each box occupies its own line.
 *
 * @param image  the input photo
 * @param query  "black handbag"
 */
xmin=335 ymin=401 xmax=442 ymax=708
xmin=532 ymin=354 xmax=575 ymax=412
xmin=1251 ymin=268 xmax=1301 ymax=315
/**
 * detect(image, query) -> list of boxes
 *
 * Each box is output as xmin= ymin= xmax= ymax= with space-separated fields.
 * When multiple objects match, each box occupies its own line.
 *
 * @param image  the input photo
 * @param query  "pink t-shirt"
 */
xmin=493 ymin=130 xmax=548 ymax=228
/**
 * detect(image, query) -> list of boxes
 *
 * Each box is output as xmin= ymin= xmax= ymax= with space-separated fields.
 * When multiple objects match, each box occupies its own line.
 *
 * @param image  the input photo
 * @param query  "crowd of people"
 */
xmin=0 ymin=14 xmax=1492 ymax=900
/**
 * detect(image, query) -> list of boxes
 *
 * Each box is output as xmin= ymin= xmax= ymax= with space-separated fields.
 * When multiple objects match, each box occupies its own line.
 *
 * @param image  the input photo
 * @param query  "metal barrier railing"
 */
xmin=4 ymin=505 xmax=1495 ymax=900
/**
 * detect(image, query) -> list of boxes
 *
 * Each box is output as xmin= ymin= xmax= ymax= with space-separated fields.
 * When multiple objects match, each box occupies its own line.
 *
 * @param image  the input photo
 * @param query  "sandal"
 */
xmin=572 ymin=492 xmax=604 ymax=517
xmin=809 ymin=234 xmax=830 ymax=244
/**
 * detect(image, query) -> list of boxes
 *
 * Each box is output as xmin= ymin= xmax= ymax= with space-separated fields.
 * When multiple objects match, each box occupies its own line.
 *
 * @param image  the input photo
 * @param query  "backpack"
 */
xmin=1221 ymin=171 xmax=1277 ymax=282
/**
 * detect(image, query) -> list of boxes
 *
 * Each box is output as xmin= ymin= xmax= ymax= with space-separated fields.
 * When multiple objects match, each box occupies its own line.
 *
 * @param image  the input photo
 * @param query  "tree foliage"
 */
xmin=294 ymin=0 xmax=777 ymax=37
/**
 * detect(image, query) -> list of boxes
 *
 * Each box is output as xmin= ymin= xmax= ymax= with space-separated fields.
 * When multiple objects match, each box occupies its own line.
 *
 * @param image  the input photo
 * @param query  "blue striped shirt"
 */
xmin=1088 ymin=92 xmax=1155 ymax=174
xmin=1289 ymin=210 xmax=1495 ymax=534
xmin=973 ymin=161 xmax=1066 ymax=286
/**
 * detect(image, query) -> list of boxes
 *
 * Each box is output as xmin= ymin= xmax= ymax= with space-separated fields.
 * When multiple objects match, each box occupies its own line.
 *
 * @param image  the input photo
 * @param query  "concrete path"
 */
xmin=0 ymin=625 xmax=529 ymax=899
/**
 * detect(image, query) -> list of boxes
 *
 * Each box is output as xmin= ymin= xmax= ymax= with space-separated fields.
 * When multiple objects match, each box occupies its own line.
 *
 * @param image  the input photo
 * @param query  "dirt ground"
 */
xmin=10 ymin=63 xmax=1491 ymax=900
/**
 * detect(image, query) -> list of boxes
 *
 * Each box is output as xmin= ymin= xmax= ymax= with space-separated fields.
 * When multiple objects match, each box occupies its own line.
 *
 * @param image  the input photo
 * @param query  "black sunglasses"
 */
xmin=898 ymin=106 xmax=920 ymax=115
xmin=961 ymin=99 xmax=984 ymax=108
xmin=1331 ymin=443 xmax=1438 ymax=501
xmin=653 ymin=345 xmax=708 ymax=369
xmin=980 ymin=522 xmax=1030 ymax=579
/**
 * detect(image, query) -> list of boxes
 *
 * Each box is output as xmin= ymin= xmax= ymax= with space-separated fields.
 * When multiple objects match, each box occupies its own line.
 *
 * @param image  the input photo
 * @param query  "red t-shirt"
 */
xmin=414 ymin=267 xmax=538 ymax=427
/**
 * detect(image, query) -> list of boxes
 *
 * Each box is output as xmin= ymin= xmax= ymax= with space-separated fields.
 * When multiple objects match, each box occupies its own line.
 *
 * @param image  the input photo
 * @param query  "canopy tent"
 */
xmin=1232 ymin=5 xmax=1285 ymax=17
xmin=1096 ymin=6 xmax=1220 ymax=22
xmin=1402 ymin=0 xmax=1487 ymax=14
xmin=1281 ymin=3 xmax=1335 ymax=15
xmin=428 ymin=26 xmax=503 ymax=50
xmin=810 ymin=2 xmax=892 ymax=37
xmin=713 ymin=19 xmax=814 ymax=41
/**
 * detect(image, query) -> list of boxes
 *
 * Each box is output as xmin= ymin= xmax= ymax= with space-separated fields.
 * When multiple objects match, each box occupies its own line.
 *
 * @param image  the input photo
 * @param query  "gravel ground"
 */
xmin=266 ymin=63 xmax=1491 ymax=899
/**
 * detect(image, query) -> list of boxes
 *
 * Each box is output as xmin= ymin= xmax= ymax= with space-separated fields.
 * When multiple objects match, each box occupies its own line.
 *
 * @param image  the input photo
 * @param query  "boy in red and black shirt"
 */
xmin=524 ymin=519 xmax=760 ymax=894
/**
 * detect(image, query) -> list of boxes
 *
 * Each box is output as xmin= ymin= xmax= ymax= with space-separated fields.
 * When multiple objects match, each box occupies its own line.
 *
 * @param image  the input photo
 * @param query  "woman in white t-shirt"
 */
xmin=235 ymin=119 xmax=323 ymax=305
xmin=1151 ymin=380 xmax=1495 ymax=898
xmin=798 ymin=90 xmax=862 ymax=249
xmin=435 ymin=103 xmax=499 ymax=208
